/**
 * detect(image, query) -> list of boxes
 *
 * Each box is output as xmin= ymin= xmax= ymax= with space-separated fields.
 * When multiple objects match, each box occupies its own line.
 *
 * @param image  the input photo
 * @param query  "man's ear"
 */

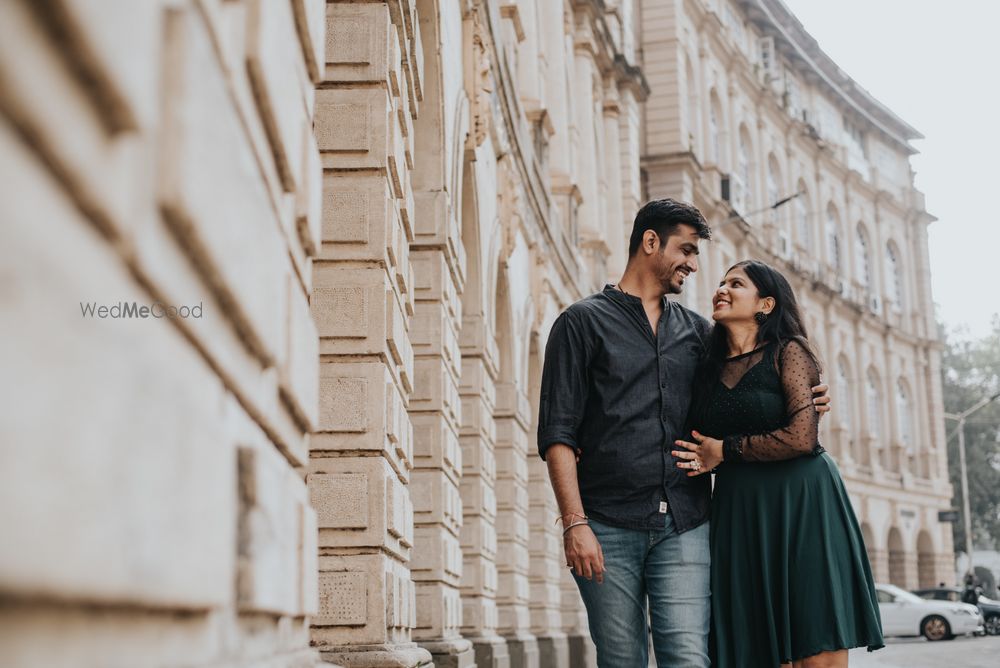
xmin=643 ymin=229 xmax=659 ymax=255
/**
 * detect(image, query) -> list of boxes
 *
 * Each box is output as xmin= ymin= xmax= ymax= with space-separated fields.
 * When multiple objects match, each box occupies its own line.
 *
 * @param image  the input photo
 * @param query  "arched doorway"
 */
xmin=917 ymin=531 xmax=936 ymax=588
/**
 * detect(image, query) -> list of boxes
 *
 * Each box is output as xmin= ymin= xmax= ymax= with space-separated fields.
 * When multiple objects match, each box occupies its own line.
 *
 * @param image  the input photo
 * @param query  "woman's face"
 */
xmin=712 ymin=266 xmax=773 ymax=324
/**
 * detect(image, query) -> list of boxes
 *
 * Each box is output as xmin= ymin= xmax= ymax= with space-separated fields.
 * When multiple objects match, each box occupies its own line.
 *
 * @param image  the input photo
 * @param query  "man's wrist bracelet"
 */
xmin=562 ymin=520 xmax=589 ymax=536
xmin=555 ymin=512 xmax=588 ymax=526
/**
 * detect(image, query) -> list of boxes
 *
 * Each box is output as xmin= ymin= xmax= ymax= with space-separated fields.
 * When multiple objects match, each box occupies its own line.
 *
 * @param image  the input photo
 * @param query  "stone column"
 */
xmin=495 ymin=378 xmax=539 ymax=667
xmin=602 ymin=85 xmax=626 ymax=279
xmin=409 ymin=240 xmax=474 ymax=667
xmin=527 ymin=336 xmax=571 ymax=668
xmin=403 ymin=0 xmax=476 ymax=663
xmin=572 ymin=38 xmax=608 ymax=285
xmin=459 ymin=323 xmax=509 ymax=667
xmin=310 ymin=2 xmax=430 ymax=665
xmin=869 ymin=548 xmax=890 ymax=584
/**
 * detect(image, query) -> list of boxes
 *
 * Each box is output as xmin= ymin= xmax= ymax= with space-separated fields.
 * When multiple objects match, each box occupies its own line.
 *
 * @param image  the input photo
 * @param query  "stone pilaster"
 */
xmin=528 ymin=445 xmax=571 ymax=668
xmin=458 ymin=333 xmax=509 ymax=667
xmin=495 ymin=381 xmax=539 ymax=667
xmin=309 ymin=1 xmax=429 ymax=665
xmin=868 ymin=548 xmax=889 ymax=585
xmin=409 ymin=242 xmax=474 ymax=666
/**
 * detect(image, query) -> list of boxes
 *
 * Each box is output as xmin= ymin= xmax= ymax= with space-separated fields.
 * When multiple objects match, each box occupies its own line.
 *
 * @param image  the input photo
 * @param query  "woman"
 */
xmin=672 ymin=260 xmax=883 ymax=668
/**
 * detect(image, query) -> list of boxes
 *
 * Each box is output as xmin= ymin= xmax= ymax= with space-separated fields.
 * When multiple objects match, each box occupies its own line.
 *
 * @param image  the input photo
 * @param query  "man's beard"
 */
xmin=662 ymin=270 xmax=684 ymax=295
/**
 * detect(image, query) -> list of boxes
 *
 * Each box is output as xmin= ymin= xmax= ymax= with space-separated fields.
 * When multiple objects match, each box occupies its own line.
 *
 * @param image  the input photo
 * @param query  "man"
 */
xmin=962 ymin=574 xmax=982 ymax=606
xmin=537 ymin=198 xmax=829 ymax=666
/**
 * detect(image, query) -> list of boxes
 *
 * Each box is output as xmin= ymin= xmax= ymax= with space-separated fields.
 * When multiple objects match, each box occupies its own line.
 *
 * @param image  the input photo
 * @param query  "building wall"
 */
xmin=0 ymin=1 xmax=952 ymax=667
xmin=641 ymin=0 xmax=955 ymax=591
xmin=0 ymin=0 xmax=324 ymax=666
xmin=310 ymin=2 xmax=644 ymax=665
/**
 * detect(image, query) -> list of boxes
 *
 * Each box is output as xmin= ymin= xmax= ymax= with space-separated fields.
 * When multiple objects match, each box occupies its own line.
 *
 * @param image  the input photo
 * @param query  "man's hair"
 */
xmin=628 ymin=198 xmax=711 ymax=257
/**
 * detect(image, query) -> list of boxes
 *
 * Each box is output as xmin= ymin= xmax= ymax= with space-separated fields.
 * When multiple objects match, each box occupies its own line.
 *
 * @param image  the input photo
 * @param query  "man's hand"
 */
xmin=811 ymin=383 xmax=831 ymax=416
xmin=564 ymin=523 xmax=605 ymax=583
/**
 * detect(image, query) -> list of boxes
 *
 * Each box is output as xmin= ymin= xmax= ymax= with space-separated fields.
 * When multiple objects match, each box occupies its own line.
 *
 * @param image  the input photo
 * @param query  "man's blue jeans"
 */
xmin=573 ymin=513 xmax=710 ymax=667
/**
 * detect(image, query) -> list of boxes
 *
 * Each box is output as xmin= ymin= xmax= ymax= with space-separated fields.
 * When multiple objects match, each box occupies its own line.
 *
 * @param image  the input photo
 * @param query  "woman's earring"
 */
xmin=754 ymin=311 xmax=769 ymax=325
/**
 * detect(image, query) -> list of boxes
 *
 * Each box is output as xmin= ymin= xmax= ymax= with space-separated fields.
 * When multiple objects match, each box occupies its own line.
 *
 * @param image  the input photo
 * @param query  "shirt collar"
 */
xmin=603 ymin=283 xmax=670 ymax=309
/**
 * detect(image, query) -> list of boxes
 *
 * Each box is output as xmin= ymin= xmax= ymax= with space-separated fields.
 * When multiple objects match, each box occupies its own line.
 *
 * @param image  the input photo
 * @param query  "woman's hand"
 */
xmin=672 ymin=430 xmax=723 ymax=477
xmin=812 ymin=383 xmax=831 ymax=415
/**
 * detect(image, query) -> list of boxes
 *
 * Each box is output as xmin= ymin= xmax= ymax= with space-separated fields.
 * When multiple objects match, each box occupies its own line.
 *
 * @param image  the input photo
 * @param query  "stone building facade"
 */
xmin=0 ymin=1 xmax=951 ymax=668
xmin=641 ymin=0 xmax=954 ymax=590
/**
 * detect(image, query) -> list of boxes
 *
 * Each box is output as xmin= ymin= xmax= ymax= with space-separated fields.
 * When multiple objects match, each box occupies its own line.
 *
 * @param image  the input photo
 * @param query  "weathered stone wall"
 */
xmin=0 ymin=0 xmax=325 ymax=666
xmin=311 ymin=1 xmax=644 ymax=665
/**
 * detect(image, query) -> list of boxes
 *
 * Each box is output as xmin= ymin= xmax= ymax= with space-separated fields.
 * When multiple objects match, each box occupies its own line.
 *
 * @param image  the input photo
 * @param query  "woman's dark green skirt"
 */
xmin=710 ymin=453 xmax=884 ymax=667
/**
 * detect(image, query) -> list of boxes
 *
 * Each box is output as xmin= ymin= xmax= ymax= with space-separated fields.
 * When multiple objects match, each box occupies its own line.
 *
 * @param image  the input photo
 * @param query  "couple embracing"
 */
xmin=538 ymin=199 xmax=884 ymax=667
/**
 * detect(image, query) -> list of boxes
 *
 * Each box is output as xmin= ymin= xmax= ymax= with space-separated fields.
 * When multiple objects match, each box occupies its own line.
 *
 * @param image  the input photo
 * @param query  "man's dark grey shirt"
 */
xmin=537 ymin=284 xmax=712 ymax=532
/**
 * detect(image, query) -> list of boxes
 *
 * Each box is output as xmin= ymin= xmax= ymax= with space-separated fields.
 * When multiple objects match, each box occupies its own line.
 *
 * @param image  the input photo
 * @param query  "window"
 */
xmin=786 ymin=75 xmax=801 ymax=119
xmin=837 ymin=358 xmax=853 ymax=431
xmin=826 ymin=205 xmax=841 ymax=270
xmin=896 ymin=380 xmax=912 ymax=448
xmin=886 ymin=243 xmax=905 ymax=312
xmin=796 ymin=185 xmax=811 ymax=249
xmin=856 ymin=224 xmax=872 ymax=290
xmin=759 ymin=36 xmax=775 ymax=78
xmin=866 ymin=370 xmax=881 ymax=438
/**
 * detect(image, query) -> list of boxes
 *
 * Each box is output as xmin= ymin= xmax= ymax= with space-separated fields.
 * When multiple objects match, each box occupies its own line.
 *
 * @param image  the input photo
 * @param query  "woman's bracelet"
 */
xmin=722 ymin=435 xmax=745 ymax=463
xmin=562 ymin=520 xmax=589 ymax=536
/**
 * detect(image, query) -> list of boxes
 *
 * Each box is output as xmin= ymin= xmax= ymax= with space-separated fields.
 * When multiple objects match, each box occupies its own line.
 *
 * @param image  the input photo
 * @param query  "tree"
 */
xmin=941 ymin=316 xmax=1000 ymax=553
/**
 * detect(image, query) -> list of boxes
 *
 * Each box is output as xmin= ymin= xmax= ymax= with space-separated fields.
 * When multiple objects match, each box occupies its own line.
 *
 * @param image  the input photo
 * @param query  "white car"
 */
xmin=875 ymin=583 xmax=984 ymax=641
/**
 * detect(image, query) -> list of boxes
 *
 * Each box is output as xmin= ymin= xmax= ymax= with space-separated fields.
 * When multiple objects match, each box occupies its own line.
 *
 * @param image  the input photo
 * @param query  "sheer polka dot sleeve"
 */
xmin=722 ymin=339 xmax=822 ymax=463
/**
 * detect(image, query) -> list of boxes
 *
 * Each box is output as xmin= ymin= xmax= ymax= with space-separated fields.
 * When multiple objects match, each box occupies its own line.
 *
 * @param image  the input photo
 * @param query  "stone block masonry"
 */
xmin=0 ymin=0 xmax=329 ymax=665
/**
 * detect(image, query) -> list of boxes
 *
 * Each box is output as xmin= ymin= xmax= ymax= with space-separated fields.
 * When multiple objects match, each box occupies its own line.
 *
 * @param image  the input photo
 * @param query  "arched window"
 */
xmin=856 ymin=224 xmax=872 ymax=290
xmin=886 ymin=243 xmax=905 ymax=312
xmin=866 ymin=369 xmax=882 ymax=438
xmin=796 ymin=182 xmax=812 ymax=251
xmin=896 ymin=379 xmax=912 ymax=448
xmin=837 ymin=357 xmax=853 ymax=431
xmin=826 ymin=204 xmax=841 ymax=271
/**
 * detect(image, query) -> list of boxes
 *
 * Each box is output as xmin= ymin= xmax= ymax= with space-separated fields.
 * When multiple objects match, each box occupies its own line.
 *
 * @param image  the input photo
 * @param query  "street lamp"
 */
xmin=944 ymin=390 xmax=1000 ymax=576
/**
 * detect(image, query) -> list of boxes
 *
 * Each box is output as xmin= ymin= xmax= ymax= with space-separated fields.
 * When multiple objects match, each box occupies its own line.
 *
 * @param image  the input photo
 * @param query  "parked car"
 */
xmin=875 ymin=583 xmax=983 ymax=640
xmin=912 ymin=586 xmax=1000 ymax=636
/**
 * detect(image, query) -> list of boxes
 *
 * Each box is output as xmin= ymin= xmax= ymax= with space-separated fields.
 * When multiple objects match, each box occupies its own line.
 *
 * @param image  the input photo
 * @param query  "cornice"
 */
xmin=738 ymin=0 xmax=922 ymax=153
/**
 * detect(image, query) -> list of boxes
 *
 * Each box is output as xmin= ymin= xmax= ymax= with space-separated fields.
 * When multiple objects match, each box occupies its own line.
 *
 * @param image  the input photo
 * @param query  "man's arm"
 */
xmin=537 ymin=311 xmax=603 ymax=580
xmin=546 ymin=444 xmax=604 ymax=583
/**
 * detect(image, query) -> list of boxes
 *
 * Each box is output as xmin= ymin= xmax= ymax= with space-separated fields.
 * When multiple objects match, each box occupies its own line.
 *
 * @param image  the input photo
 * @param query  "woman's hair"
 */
xmin=696 ymin=260 xmax=822 ymax=397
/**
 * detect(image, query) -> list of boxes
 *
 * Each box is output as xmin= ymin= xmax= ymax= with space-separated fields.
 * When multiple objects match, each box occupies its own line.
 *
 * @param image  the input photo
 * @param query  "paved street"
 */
xmin=848 ymin=634 xmax=999 ymax=668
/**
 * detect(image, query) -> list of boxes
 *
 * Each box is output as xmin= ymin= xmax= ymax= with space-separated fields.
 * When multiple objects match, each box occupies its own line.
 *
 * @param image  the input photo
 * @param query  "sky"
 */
xmin=781 ymin=0 xmax=1000 ymax=340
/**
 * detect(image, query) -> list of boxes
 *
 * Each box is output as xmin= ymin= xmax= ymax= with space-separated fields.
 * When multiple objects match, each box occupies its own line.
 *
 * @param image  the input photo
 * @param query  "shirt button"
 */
xmin=660 ymin=382 xmax=666 ymax=388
